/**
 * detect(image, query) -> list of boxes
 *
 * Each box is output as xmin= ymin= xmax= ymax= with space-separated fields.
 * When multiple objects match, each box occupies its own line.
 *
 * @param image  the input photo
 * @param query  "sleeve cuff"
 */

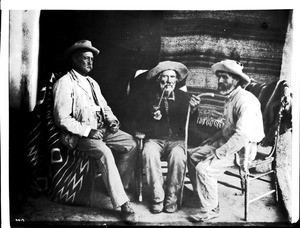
xmin=83 ymin=126 xmax=91 ymax=137
xmin=215 ymin=148 xmax=226 ymax=159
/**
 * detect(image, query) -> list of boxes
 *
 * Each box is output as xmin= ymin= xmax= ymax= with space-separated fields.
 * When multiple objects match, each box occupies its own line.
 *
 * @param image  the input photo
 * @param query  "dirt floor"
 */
xmin=10 ymin=164 xmax=291 ymax=227
xmin=8 ymin=130 xmax=295 ymax=227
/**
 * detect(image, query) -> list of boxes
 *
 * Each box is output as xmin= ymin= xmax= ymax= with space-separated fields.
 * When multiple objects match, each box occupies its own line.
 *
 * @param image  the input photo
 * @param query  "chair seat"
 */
xmin=249 ymin=157 xmax=274 ymax=169
xmin=248 ymin=149 xmax=275 ymax=173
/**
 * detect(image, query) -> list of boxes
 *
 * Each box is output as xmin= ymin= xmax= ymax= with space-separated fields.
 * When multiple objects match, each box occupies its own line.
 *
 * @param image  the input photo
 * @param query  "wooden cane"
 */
xmin=184 ymin=93 xmax=215 ymax=153
xmin=177 ymin=92 xmax=214 ymax=208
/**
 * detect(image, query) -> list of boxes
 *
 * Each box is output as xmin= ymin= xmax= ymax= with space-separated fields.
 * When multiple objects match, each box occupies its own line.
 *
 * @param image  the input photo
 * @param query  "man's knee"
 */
xmin=143 ymin=146 xmax=160 ymax=163
xmin=129 ymin=138 xmax=138 ymax=151
xmin=169 ymin=147 xmax=186 ymax=163
xmin=195 ymin=161 xmax=209 ymax=176
xmin=189 ymin=152 xmax=199 ymax=164
xmin=109 ymin=130 xmax=138 ymax=153
xmin=143 ymin=150 xmax=160 ymax=160
xmin=122 ymin=135 xmax=138 ymax=153
xmin=100 ymin=147 xmax=115 ymax=163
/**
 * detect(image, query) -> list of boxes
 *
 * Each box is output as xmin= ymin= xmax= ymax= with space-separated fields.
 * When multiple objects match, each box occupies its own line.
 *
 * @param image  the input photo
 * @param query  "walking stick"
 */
xmin=184 ymin=93 xmax=215 ymax=154
xmin=178 ymin=92 xmax=214 ymax=208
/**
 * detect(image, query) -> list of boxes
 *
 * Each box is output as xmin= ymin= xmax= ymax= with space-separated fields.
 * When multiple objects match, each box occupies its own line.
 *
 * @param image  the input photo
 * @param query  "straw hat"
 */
xmin=146 ymin=61 xmax=189 ymax=82
xmin=211 ymin=59 xmax=250 ymax=87
xmin=64 ymin=40 xmax=99 ymax=59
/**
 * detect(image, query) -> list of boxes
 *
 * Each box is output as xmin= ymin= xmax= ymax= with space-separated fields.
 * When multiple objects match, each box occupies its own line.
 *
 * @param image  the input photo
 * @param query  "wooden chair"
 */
xmin=134 ymin=91 xmax=219 ymax=206
xmin=134 ymin=133 xmax=189 ymax=208
xmin=217 ymin=80 xmax=292 ymax=221
xmin=163 ymin=79 xmax=289 ymax=221
xmin=128 ymin=70 xmax=192 ymax=207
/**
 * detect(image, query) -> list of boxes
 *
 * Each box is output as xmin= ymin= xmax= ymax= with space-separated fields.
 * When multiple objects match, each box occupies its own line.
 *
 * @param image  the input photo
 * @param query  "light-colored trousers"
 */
xmin=188 ymin=140 xmax=257 ymax=212
xmin=76 ymin=129 xmax=137 ymax=209
xmin=142 ymin=139 xmax=187 ymax=205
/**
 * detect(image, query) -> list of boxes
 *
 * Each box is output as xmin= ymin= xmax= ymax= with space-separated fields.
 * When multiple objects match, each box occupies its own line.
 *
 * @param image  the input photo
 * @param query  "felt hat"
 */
xmin=64 ymin=40 xmax=100 ymax=59
xmin=211 ymin=59 xmax=251 ymax=87
xmin=146 ymin=61 xmax=189 ymax=82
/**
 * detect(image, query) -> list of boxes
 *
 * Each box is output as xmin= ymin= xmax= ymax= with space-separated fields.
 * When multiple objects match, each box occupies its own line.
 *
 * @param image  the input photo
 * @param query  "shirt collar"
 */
xmin=72 ymin=69 xmax=87 ymax=81
xmin=225 ymin=86 xmax=241 ymax=101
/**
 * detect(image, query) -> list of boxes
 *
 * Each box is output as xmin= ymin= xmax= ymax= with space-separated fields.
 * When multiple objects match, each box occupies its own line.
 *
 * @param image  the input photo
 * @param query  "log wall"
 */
xmin=159 ymin=10 xmax=290 ymax=89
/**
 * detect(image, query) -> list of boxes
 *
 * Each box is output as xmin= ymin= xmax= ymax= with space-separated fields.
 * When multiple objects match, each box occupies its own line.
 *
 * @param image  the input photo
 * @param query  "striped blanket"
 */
xmin=25 ymin=72 xmax=98 ymax=206
xmin=189 ymin=79 xmax=292 ymax=148
xmin=187 ymin=88 xmax=225 ymax=146
xmin=245 ymin=79 xmax=292 ymax=146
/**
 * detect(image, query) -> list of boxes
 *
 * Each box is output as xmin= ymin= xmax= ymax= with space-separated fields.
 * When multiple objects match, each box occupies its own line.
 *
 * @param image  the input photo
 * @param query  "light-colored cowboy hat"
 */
xmin=64 ymin=40 xmax=100 ymax=59
xmin=211 ymin=59 xmax=251 ymax=87
xmin=146 ymin=61 xmax=189 ymax=82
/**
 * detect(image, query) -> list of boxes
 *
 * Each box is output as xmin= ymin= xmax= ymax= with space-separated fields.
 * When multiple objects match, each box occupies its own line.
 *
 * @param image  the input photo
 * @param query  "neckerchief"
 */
xmin=163 ymin=97 xmax=173 ymax=137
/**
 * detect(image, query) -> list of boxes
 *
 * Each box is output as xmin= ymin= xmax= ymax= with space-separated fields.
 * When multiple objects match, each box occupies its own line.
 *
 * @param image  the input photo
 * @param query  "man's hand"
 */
xmin=109 ymin=121 xmax=119 ymax=134
xmin=88 ymin=129 xmax=104 ymax=139
xmin=189 ymin=94 xmax=201 ymax=108
xmin=202 ymin=148 xmax=224 ymax=162
xmin=153 ymin=109 xmax=162 ymax=120
xmin=202 ymin=150 xmax=220 ymax=162
xmin=152 ymin=105 xmax=162 ymax=120
xmin=200 ymin=137 xmax=214 ymax=146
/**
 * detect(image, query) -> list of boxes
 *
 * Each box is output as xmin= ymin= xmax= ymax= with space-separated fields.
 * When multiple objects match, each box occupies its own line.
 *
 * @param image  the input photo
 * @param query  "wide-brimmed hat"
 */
xmin=146 ymin=61 xmax=189 ymax=82
xmin=64 ymin=40 xmax=100 ymax=59
xmin=211 ymin=59 xmax=251 ymax=87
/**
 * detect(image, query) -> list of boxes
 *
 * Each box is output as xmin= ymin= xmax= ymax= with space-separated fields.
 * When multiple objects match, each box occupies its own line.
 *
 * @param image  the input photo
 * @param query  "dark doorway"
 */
xmin=39 ymin=10 xmax=163 ymax=125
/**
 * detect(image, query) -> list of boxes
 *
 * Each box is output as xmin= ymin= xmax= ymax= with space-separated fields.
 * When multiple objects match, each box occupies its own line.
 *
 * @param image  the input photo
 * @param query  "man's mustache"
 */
xmin=160 ymin=82 xmax=175 ymax=87
xmin=218 ymin=83 xmax=225 ymax=88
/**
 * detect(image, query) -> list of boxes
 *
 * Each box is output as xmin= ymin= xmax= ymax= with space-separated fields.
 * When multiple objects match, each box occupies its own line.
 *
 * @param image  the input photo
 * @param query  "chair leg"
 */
xmin=134 ymin=158 xmax=143 ymax=202
xmin=177 ymin=165 xmax=188 ymax=209
xmin=137 ymin=138 xmax=144 ymax=202
xmin=243 ymin=172 xmax=249 ymax=221
xmin=273 ymin=169 xmax=279 ymax=202
xmin=238 ymin=166 xmax=245 ymax=194
xmin=138 ymin=162 xmax=143 ymax=202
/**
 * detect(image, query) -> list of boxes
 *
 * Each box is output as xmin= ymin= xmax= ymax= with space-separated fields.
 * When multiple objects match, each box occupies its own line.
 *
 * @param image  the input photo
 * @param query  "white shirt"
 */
xmin=216 ymin=86 xmax=265 ymax=159
xmin=222 ymin=86 xmax=265 ymax=142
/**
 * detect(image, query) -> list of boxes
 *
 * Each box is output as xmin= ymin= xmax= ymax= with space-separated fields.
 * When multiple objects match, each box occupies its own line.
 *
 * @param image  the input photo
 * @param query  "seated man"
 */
xmin=187 ymin=59 xmax=265 ymax=222
xmin=52 ymin=40 xmax=138 ymax=224
xmin=135 ymin=61 xmax=200 ymax=214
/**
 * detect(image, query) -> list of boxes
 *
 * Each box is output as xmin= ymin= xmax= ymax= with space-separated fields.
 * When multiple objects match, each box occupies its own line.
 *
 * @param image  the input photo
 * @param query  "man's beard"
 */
xmin=160 ymin=83 xmax=175 ymax=93
xmin=218 ymin=83 xmax=235 ymax=95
